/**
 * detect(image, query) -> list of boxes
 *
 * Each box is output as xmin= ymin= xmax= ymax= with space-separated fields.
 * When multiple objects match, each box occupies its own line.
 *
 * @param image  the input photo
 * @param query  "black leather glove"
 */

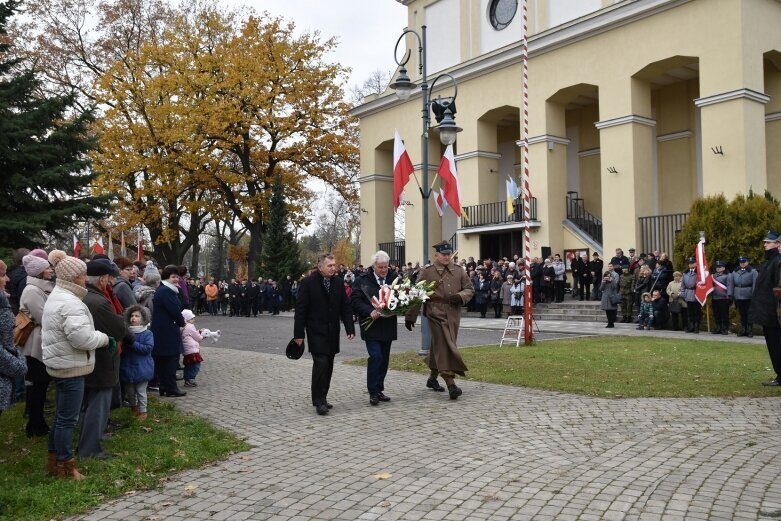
xmin=447 ymin=294 xmax=462 ymax=306
xmin=405 ymin=320 xmax=415 ymax=331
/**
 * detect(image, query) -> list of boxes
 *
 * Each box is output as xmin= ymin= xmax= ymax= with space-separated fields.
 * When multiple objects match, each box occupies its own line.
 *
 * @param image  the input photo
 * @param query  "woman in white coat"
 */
xmin=41 ymin=251 xmax=109 ymax=480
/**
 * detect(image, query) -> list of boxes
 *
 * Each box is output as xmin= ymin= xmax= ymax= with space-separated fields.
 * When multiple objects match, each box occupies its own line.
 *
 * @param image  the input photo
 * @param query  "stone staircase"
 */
xmin=530 ymin=300 xmax=606 ymax=322
xmin=463 ymin=299 xmax=606 ymax=322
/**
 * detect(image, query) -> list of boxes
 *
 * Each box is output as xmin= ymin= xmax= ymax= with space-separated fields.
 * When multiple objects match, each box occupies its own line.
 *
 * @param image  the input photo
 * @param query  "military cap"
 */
xmin=433 ymin=241 xmax=453 ymax=253
xmin=763 ymin=231 xmax=781 ymax=242
xmin=628 ymin=248 xmax=636 ymax=252
xmin=286 ymin=338 xmax=304 ymax=360
xmin=738 ymin=256 xmax=749 ymax=263
xmin=715 ymin=260 xmax=726 ymax=268
xmin=687 ymin=257 xmax=696 ymax=264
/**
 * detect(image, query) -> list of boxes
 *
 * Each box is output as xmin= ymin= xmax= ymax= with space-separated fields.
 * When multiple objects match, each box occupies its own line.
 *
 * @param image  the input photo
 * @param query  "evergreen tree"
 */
xmin=0 ymin=0 xmax=106 ymax=247
xmin=259 ymin=176 xmax=305 ymax=282
xmin=674 ymin=193 xmax=781 ymax=270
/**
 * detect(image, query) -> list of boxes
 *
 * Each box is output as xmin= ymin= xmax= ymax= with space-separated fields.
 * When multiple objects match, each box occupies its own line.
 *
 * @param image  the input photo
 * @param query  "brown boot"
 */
xmin=57 ymin=458 xmax=86 ymax=481
xmin=47 ymin=451 xmax=57 ymax=476
xmin=130 ymin=405 xmax=139 ymax=416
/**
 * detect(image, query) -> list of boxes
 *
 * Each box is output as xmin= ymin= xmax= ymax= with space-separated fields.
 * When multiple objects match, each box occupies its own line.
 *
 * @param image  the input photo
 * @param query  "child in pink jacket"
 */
xmin=181 ymin=309 xmax=204 ymax=387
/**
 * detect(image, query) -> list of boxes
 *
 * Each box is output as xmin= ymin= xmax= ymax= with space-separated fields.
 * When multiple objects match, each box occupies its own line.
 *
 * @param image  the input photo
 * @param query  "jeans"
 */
xmin=366 ymin=340 xmax=392 ymax=394
xmin=184 ymin=362 xmax=201 ymax=381
xmin=48 ymin=377 xmax=85 ymax=461
xmin=207 ymin=300 xmax=218 ymax=315
xmin=78 ymin=387 xmax=113 ymax=458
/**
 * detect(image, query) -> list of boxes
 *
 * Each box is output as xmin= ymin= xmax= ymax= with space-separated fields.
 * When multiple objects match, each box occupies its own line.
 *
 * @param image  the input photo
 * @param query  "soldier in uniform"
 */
xmin=618 ymin=263 xmax=635 ymax=322
xmin=405 ymin=241 xmax=475 ymax=400
xmin=710 ymin=260 xmax=733 ymax=335
xmin=681 ymin=257 xmax=701 ymax=333
xmin=732 ymin=256 xmax=757 ymax=336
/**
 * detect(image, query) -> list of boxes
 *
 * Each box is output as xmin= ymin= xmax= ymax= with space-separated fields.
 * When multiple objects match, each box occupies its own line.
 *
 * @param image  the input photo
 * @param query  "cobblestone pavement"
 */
xmin=74 ymin=344 xmax=781 ymax=521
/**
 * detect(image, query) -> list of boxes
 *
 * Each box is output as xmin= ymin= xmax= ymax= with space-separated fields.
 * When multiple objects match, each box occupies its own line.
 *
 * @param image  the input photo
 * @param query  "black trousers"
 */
xmin=763 ymin=326 xmax=781 ymax=380
xmin=605 ymin=309 xmax=617 ymax=326
xmin=154 ymin=355 xmax=180 ymax=393
xmin=554 ymin=281 xmax=565 ymax=302
xmin=687 ymin=301 xmax=702 ymax=324
xmin=311 ymin=353 xmax=335 ymax=406
xmin=712 ymin=299 xmax=730 ymax=329
xmin=671 ymin=308 xmax=688 ymax=330
xmin=736 ymin=299 xmax=751 ymax=329
xmin=578 ymin=279 xmax=591 ymax=300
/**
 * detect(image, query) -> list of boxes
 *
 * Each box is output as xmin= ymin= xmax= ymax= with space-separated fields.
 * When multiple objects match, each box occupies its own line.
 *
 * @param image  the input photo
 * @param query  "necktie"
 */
xmin=379 ymin=277 xmax=385 ymax=286
xmin=323 ymin=277 xmax=331 ymax=293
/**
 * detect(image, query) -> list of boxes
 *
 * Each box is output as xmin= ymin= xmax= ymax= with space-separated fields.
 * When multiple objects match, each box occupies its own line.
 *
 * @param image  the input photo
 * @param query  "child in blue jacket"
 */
xmin=121 ymin=305 xmax=155 ymax=421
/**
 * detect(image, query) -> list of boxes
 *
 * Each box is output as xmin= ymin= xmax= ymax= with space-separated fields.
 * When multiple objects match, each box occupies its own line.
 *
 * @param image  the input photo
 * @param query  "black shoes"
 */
xmin=447 ymin=384 xmax=463 ymax=400
xmin=762 ymin=379 xmax=781 ymax=387
xmin=369 ymin=394 xmax=380 ymax=406
xmin=160 ymin=389 xmax=186 ymax=397
xmin=426 ymin=378 xmax=445 ymax=392
xmin=377 ymin=392 xmax=391 ymax=402
xmin=316 ymin=404 xmax=329 ymax=415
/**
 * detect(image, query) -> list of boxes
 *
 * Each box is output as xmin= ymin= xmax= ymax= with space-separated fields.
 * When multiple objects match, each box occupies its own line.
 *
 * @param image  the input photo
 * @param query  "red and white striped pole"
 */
xmin=521 ymin=0 xmax=534 ymax=345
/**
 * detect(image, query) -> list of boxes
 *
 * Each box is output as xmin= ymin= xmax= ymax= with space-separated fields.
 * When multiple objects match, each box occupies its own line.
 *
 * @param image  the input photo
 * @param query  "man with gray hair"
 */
xmin=352 ymin=251 xmax=398 ymax=406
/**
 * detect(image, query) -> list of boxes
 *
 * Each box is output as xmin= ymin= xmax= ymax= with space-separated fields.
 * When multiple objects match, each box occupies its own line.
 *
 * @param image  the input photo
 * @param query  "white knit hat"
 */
xmin=182 ymin=309 xmax=196 ymax=321
xmin=48 ymin=250 xmax=86 ymax=282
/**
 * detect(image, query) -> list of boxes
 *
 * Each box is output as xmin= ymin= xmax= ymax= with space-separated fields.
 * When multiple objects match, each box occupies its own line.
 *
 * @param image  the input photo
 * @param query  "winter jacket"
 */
xmin=18 ymin=276 xmax=55 ymax=362
xmin=553 ymin=260 xmax=566 ymax=281
xmin=500 ymin=281 xmax=514 ymax=306
xmin=112 ymin=277 xmax=136 ymax=309
xmin=0 ymin=292 xmax=27 ymax=410
xmin=151 ymin=282 xmax=185 ymax=357
xmin=120 ymin=305 xmax=154 ymax=384
xmin=83 ymin=284 xmax=127 ymax=389
xmin=749 ymin=249 xmax=781 ymax=327
xmin=205 ymin=283 xmax=219 ymax=301
xmin=732 ymin=267 xmax=757 ymax=301
xmin=41 ymin=280 xmax=109 ymax=378
xmin=510 ymin=281 xmax=524 ymax=307
xmin=7 ymin=265 xmax=27 ymax=315
xmin=182 ymin=323 xmax=203 ymax=356
xmin=600 ymin=271 xmax=620 ymax=311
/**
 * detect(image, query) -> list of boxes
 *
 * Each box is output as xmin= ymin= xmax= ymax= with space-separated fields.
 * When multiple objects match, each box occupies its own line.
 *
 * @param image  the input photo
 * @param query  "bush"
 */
xmin=673 ymin=191 xmax=781 ymax=271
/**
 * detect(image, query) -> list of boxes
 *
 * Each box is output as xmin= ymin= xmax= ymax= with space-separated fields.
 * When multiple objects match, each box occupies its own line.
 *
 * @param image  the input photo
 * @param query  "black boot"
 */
xmin=737 ymin=327 xmax=746 ymax=337
xmin=747 ymin=325 xmax=754 ymax=338
xmin=447 ymin=384 xmax=463 ymax=400
xmin=426 ymin=378 xmax=445 ymax=392
xmin=692 ymin=321 xmax=700 ymax=334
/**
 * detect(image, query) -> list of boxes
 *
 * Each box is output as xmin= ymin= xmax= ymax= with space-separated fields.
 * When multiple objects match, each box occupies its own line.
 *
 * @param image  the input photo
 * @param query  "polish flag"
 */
xmin=694 ymin=239 xmax=713 ymax=305
xmin=73 ymin=234 xmax=81 ymax=258
xmin=436 ymin=144 xmax=462 ymax=216
xmin=93 ymin=235 xmax=105 ymax=255
xmin=393 ymin=130 xmax=414 ymax=211
xmin=434 ymin=187 xmax=448 ymax=217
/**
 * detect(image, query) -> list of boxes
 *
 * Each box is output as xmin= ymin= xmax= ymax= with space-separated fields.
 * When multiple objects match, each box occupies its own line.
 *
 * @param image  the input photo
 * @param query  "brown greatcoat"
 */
xmin=406 ymin=260 xmax=475 ymax=376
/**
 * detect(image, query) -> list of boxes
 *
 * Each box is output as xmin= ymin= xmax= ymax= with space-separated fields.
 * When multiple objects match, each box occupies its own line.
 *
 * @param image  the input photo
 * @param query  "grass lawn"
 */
xmin=0 ymin=397 xmax=249 ymax=521
xmin=347 ymin=336 xmax=781 ymax=398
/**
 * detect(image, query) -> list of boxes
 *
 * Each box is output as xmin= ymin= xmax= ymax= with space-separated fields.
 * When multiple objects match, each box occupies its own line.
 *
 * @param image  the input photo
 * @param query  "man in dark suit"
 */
xmin=294 ymin=253 xmax=355 ymax=415
xmin=351 ymin=250 xmax=397 ymax=406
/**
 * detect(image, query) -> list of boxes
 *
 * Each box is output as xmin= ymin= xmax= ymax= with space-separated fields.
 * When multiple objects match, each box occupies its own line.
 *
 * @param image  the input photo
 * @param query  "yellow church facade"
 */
xmin=353 ymin=0 xmax=781 ymax=266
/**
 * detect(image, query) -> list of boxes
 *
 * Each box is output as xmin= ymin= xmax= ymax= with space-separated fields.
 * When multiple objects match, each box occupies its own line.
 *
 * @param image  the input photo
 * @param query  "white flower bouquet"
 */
xmin=362 ymin=276 xmax=438 ymax=329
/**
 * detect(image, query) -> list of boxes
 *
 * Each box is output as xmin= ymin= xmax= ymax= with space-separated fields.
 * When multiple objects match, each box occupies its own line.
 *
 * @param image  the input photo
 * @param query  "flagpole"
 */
xmin=521 ymin=0 xmax=534 ymax=345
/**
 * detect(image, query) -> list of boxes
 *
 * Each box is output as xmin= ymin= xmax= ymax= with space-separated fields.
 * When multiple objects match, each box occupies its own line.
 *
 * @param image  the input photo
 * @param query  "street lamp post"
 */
xmin=390 ymin=25 xmax=462 ymax=354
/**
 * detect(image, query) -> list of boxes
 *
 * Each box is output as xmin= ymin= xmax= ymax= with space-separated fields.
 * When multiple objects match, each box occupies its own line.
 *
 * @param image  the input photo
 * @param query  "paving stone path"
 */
xmin=75 ymin=346 xmax=781 ymax=521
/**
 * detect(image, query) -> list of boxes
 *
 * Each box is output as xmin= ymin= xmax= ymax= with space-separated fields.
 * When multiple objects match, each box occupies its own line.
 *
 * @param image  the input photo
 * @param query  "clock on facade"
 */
xmin=489 ymin=0 xmax=518 ymax=30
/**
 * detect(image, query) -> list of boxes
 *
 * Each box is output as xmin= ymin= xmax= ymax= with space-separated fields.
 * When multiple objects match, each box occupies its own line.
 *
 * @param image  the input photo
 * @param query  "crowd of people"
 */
xmin=3 ymin=234 xmax=781 ymax=475
xmin=0 ymin=249 xmax=221 ymax=480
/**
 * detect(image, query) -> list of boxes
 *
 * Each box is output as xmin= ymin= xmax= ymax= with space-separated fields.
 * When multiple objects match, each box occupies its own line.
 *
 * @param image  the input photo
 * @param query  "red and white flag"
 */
xmin=393 ymin=130 xmax=414 ymax=211
xmin=436 ymin=144 xmax=462 ymax=216
xmin=93 ymin=235 xmax=105 ymax=255
xmin=107 ymin=232 xmax=114 ymax=260
xmin=694 ymin=239 xmax=713 ymax=305
xmin=434 ymin=188 xmax=447 ymax=217
xmin=137 ymin=228 xmax=144 ymax=262
xmin=73 ymin=233 xmax=81 ymax=258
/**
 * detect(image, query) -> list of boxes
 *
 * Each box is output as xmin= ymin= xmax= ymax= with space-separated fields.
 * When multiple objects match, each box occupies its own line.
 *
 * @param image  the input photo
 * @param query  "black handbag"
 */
xmin=609 ymin=292 xmax=622 ymax=306
xmin=286 ymin=338 xmax=305 ymax=360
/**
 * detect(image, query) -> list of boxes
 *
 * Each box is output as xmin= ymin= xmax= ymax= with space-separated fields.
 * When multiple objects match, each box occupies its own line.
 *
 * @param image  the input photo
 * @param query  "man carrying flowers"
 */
xmin=351 ymin=251 xmax=398 ymax=406
xmin=405 ymin=241 xmax=475 ymax=400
